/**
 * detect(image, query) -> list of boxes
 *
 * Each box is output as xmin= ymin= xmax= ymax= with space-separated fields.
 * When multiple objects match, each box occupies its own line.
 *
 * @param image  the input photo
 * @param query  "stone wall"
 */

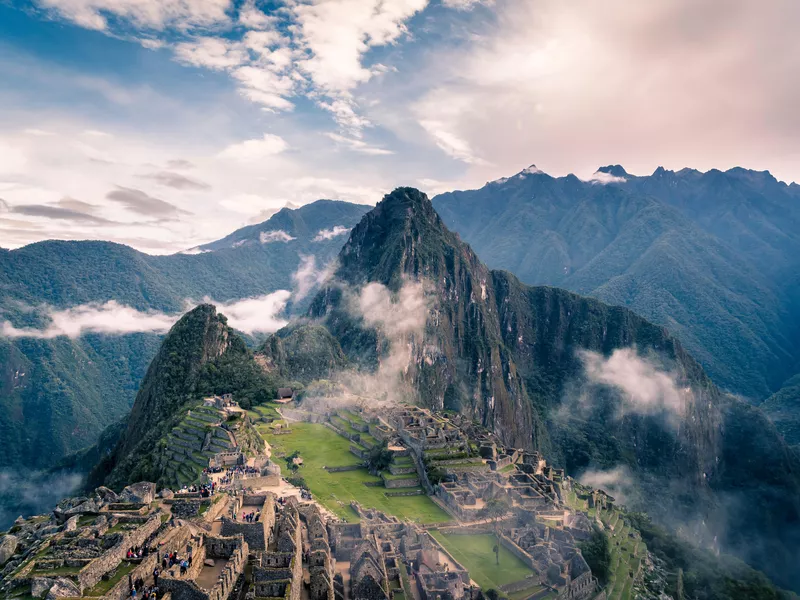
xmin=204 ymin=535 xmax=243 ymax=560
xmin=498 ymin=534 xmax=537 ymax=572
xmin=77 ymin=514 xmax=161 ymax=591
xmin=383 ymin=477 xmax=419 ymax=489
xmin=203 ymin=496 xmax=231 ymax=524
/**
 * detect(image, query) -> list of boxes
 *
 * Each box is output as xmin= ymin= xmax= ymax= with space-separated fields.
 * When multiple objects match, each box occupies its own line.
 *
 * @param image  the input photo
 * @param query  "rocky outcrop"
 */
xmin=0 ymin=535 xmax=17 ymax=566
xmin=45 ymin=578 xmax=80 ymax=600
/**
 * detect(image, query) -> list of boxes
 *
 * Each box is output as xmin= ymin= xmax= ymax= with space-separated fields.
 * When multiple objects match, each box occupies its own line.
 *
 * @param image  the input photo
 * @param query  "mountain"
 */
xmin=305 ymin=188 xmax=800 ymax=592
xmin=432 ymin=166 xmax=800 ymax=403
xmin=89 ymin=304 xmax=277 ymax=489
xmin=0 ymin=200 xmax=369 ymax=470
xmin=761 ymin=372 xmax=800 ymax=447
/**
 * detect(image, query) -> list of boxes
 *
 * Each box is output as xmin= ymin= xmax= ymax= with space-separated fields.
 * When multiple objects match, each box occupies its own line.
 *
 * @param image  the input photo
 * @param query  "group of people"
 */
xmin=128 ymin=574 xmax=158 ymax=600
xmin=238 ymin=510 xmax=260 ymax=522
xmin=178 ymin=482 xmax=216 ymax=497
xmin=162 ymin=550 xmax=192 ymax=573
xmin=126 ymin=545 xmax=152 ymax=559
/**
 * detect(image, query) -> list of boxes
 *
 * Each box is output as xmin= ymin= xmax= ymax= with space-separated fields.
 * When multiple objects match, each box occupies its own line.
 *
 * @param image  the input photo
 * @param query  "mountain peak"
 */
xmin=597 ymin=164 xmax=628 ymax=177
xmin=336 ymin=187 xmax=461 ymax=288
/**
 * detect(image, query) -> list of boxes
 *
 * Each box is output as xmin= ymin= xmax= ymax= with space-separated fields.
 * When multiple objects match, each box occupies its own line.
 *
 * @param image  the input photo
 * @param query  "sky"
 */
xmin=0 ymin=0 xmax=798 ymax=253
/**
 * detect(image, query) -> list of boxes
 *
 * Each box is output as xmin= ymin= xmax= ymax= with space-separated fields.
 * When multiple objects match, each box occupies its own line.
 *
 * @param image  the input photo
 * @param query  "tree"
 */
xmin=366 ymin=440 xmax=393 ymax=474
xmin=485 ymin=589 xmax=499 ymax=600
xmin=479 ymin=497 xmax=510 ymax=565
xmin=578 ymin=526 xmax=611 ymax=584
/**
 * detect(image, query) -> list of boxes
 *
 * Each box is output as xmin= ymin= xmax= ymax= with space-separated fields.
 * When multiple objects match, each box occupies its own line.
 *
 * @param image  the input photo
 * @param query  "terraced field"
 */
xmin=261 ymin=422 xmax=450 ymax=524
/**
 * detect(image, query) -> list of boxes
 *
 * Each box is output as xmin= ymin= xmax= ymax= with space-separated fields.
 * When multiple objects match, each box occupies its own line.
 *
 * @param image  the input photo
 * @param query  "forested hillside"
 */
xmin=433 ymin=166 xmax=800 ymax=403
xmin=0 ymin=200 xmax=368 ymax=469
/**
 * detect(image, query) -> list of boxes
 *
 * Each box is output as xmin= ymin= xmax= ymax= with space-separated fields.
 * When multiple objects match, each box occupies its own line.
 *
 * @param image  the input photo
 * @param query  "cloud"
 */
xmin=292 ymin=254 xmax=335 ymax=301
xmin=580 ymin=348 xmax=689 ymax=426
xmin=142 ymin=171 xmax=211 ymax=190
xmin=356 ymin=280 xmax=429 ymax=339
xmin=1 ymin=300 xmax=177 ymax=339
xmin=578 ymin=466 xmax=637 ymax=506
xmin=34 ymin=0 xmax=231 ymax=31
xmin=23 ymin=128 xmax=55 ymax=136
xmin=586 ymin=171 xmax=627 ymax=184
xmin=218 ymin=134 xmax=288 ymax=161
xmin=418 ymin=119 xmax=487 ymax=165
xmin=106 ymin=186 xmax=191 ymax=217
xmin=217 ymin=291 xmax=291 ymax=334
xmin=0 ymin=198 xmax=9 ymax=213
xmin=1 ymin=292 xmax=292 ymax=339
xmin=0 ymin=469 xmax=83 ymax=530
xmin=259 ymin=230 xmax=296 ymax=243
xmin=174 ymin=37 xmax=249 ymax=71
xmin=165 ymin=159 xmax=194 ymax=170
xmin=313 ymin=225 xmax=350 ymax=242
xmin=10 ymin=203 xmax=112 ymax=224
xmin=325 ymin=132 xmax=393 ymax=155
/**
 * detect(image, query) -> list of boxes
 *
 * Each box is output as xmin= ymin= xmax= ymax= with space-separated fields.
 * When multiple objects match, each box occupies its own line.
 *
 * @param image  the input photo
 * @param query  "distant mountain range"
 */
xmin=432 ymin=165 xmax=800 ymax=441
xmin=0 ymin=201 xmax=369 ymax=468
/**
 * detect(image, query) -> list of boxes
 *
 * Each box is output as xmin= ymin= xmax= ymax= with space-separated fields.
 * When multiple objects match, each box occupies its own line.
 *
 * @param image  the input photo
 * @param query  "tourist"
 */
xmin=153 ymin=567 xmax=159 ymax=586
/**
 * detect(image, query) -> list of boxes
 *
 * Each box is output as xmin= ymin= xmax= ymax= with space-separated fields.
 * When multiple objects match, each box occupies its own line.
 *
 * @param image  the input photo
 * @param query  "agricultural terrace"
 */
xmin=430 ymin=531 xmax=544 ymax=598
xmin=259 ymin=421 xmax=451 ymax=524
xmin=564 ymin=490 xmax=646 ymax=600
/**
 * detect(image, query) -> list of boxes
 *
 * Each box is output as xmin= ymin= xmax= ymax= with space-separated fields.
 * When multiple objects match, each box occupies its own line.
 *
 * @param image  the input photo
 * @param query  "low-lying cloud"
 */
xmin=216 ymin=291 xmax=291 ymax=334
xmin=292 ymin=254 xmax=335 ymax=301
xmin=580 ymin=348 xmax=689 ymax=426
xmin=313 ymin=225 xmax=350 ymax=241
xmin=586 ymin=171 xmax=627 ymax=185
xmin=0 ymin=469 xmax=83 ymax=530
xmin=1 ymin=292 xmax=293 ymax=339
xmin=259 ymin=230 xmax=296 ymax=243
xmin=1 ymin=301 xmax=177 ymax=338
xmin=578 ymin=465 xmax=637 ymax=506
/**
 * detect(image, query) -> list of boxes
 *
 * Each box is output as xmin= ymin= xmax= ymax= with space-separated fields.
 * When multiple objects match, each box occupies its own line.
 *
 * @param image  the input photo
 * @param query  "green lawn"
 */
xmin=84 ymin=562 xmax=137 ymax=596
xmin=430 ymin=532 xmax=535 ymax=592
xmin=263 ymin=423 xmax=450 ymax=524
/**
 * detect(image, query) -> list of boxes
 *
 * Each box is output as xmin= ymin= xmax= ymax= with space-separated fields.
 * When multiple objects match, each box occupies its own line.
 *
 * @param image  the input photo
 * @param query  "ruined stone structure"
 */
xmin=221 ymin=494 xmax=276 ymax=551
xmin=250 ymin=498 xmax=303 ymax=600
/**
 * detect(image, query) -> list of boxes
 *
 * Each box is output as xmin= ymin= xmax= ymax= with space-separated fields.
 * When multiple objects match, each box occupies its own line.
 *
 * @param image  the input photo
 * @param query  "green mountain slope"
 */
xmin=432 ymin=166 xmax=800 ymax=402
xmin=0 ymin=200 xmax=369 ymax=470
xmin=307 ymin=188 xmax=800 ymax=592
xmin=90 ymin=304 xmax=278 ymax=489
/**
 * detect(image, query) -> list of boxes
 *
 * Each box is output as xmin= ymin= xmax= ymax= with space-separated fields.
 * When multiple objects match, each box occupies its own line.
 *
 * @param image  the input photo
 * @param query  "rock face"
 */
xmin=45 ymin=577 xmax=80 ymax=600
xmin=0 ymin=535 xmax=17 ymax=565
xmin=120 ymin=482 xmax=156 ymax=504
xmin=308 ymin=187 xmax=800 ymax=592
xmin=31 ymin=577 xmax=56 ymax=598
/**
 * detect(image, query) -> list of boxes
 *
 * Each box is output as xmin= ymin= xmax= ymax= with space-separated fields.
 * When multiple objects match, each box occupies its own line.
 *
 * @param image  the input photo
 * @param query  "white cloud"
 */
xmin=259 ymin=230 xmax=295 ymax=243
xmin=313 ymin=225 xmax=350 ymax=241
xmin=23 ymin=128 xmax=55 ymax=136
xmin=326 ymin=132 xmax=392 ymax=155
xmin=174 ymin=37 xmax=248 ymax=71
xmin=291 ymin=0 xmax=428 ymax=94
xmin=357 ymin=280 xmax=429 ymax=339
xmin=580 ymin=348 xmax=689 ymax=426
xmin=217 ymin=290 xmax=291 ymax=334
xmin=34 ymin=0 xmax=232 ymax=31
xmin=578 ymin=466 xmax=636 ymax=506
xmin=585 ymin=171 xmax=627 ymax=184
xmin=0 ymin=292 xmax=291 ymax=339
xmin=1 ymin=300 xmax=176 ymax=338
xmin=441 ymin=0 xmax=493 ymax=7
xmin=218 ymin=134 xmax=288 ymax=161
xmin=291 ymin=254 xmax=335 ymax=301
xmin=238 ymin=0 xmax=275 ymax=29
xmin=418 ymin=119 xmax=486 ymax=165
